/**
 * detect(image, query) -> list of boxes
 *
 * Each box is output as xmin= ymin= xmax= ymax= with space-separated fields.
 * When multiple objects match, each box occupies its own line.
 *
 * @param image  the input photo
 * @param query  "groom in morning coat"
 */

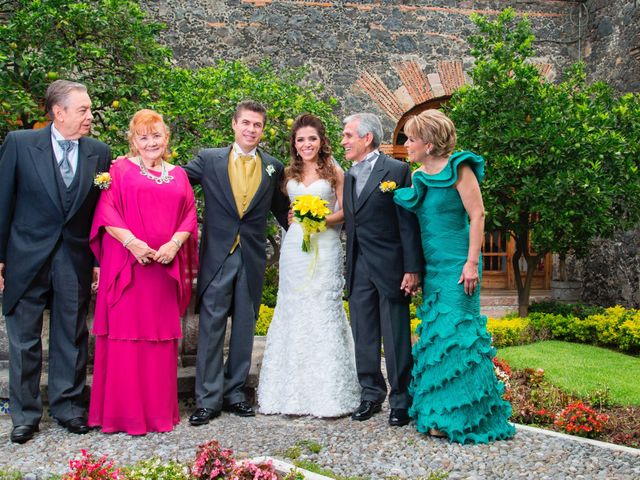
xmin=0 ymin=80 xmax=111 ymax=443
xmin=342 ymin=112 xmax=423 ymax=427
xmin=184 ymin=100 xmax=289 ymax=424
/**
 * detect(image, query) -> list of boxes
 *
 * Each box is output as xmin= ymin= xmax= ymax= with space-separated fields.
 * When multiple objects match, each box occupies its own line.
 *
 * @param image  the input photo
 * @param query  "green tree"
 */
xmin=0 ymin=0 xmax=172 ymax=138
xmin=448 ymin=8 xmax=640 ymax=316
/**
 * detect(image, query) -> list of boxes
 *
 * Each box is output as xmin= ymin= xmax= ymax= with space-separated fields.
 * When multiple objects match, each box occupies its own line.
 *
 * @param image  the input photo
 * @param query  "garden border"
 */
xmin=513 ymin=424 xmax=640 ymax=455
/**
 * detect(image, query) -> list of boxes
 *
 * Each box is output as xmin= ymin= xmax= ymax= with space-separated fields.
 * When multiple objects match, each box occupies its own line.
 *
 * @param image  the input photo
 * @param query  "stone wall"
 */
xmin=141 ymin=0 xmax=578 ymax=138
xmin=578 ymin=229 xmax=640 ymax=308
xmin=583 ymin=0 xmax=640 ymax=92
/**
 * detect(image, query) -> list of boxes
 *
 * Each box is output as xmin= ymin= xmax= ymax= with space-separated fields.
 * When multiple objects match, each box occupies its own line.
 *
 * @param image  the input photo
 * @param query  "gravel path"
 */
xmin=1 ymin=403 xmax=638 ymax=479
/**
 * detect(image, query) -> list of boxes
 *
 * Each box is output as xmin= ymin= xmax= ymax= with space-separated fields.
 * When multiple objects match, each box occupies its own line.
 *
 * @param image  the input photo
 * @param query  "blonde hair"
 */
xmin=127 ymin=109 xmax=171 ymax=161
xmin=403 ymin=109 xmax=456 ymax=157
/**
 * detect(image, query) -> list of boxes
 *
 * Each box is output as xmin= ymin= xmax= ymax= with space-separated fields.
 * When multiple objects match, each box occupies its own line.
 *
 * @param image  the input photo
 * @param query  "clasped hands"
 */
xmin=127 ymin=238 xmax=179 ymax=266
xmin=400 ymin=272 xmax=420 ymax=296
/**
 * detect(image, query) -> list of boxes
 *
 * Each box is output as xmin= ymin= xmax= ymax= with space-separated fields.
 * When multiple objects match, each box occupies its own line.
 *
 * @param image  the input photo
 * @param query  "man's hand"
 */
xmin=111 ymin=155 xmax=127 ymax=166
xmin=0 ymin=262 xmax=4 ymax=292
xmin=400 ymin=272 xmax=420 ymax=296
xmin=92 ymin=267 xmax=100 ymax=293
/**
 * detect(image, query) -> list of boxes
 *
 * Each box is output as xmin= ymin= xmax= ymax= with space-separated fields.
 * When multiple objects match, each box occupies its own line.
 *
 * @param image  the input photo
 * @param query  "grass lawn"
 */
xmin=497 ymin=340 xmax=640 ymax=406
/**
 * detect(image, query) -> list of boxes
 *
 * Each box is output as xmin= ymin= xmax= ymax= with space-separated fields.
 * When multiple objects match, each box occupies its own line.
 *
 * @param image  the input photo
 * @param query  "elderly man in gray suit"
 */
xmin=342 ymin=113 xmax=423 ymax=427
xmin=184 ymin=100 xmax=289 ymax=424
xmin=0 ymin=80 xmax=111 ymax=443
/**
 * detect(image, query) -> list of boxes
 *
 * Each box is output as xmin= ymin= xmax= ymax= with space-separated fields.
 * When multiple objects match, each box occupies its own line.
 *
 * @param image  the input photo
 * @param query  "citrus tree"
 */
xmin=0 ymin=0 xmax=171 ymax=138
xmin=448 ymin=8 xmax=640 ymax=316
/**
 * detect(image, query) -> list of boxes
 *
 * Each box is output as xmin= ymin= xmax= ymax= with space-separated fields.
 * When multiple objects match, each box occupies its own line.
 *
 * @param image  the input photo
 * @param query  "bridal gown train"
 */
xmin=258 ymin=178 xmax=361 ymax=417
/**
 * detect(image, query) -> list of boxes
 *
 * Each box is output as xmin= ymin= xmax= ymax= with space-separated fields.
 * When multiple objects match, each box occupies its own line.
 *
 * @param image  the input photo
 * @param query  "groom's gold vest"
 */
xmin=228 ymin=150 xmax=262 ymax=252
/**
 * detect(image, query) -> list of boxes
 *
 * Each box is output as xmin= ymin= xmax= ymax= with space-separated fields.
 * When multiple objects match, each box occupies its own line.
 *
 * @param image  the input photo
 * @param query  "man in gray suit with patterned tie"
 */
xmin=342 ymin=113 xmax=423 ymax=427
xmin=0 ymin=80 xmax=111 ymax=443
xmin=184 ymin=101 xmax=289 ymax=425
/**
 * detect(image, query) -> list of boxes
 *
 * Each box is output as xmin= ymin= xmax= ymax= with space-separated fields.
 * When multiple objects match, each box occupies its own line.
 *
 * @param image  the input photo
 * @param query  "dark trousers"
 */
xmin=349 ymin=249 xmax=412 ymax=409
xmin=5 ymin=244 xmax=90 ymax=426
xmin=195 ymin=248 xmax=256 ymax=409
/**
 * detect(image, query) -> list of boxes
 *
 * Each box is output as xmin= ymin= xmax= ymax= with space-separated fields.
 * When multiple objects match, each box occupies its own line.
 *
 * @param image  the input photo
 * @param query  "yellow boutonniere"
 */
xmin=379 ymin=180 xmax=397 ymax=193
xmin=94 ymin=172 xmax=112 ymax=190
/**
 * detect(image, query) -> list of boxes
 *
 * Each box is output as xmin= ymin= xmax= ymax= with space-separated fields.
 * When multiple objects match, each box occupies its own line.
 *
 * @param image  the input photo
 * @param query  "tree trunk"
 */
xmin=558 ymin=252 xmax=567 ymax=282
xmin=512 ymin=224 xmax=543 ymax=317
xmin=266 ymin=233 xmax=280 ymax=266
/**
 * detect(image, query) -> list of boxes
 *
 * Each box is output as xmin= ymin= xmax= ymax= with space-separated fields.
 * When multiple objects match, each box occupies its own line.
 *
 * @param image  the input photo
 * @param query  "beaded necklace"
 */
xmin=136 ymin=156 xmax=174 ymax=184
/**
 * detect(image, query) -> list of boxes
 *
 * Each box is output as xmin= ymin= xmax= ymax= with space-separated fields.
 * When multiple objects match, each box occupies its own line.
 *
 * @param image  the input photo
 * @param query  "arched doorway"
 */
xmin=384 ymin=101 xmax=551 ymax=291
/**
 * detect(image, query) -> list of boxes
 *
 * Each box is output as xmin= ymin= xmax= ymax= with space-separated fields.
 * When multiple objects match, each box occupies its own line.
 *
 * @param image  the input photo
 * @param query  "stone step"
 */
xmin=0 ymin=338 xmax=266 ymax=402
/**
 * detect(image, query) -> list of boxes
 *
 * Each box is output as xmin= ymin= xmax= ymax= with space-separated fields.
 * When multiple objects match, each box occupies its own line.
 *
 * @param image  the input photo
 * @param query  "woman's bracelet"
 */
xmin=171 ymin=238 xmax=182 ymax=249
xmin=122 ymin=234 xmax=136 ymax=248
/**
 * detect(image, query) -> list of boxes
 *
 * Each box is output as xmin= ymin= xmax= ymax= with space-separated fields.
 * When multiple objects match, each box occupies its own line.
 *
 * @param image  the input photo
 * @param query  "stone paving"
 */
xmin=1 ymin=402 xmax=638 ymax=480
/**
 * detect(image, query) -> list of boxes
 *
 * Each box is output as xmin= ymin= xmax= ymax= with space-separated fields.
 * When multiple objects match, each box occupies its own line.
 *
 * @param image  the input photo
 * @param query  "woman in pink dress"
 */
xmin=88 ymin=109 xmax=198 ymax=435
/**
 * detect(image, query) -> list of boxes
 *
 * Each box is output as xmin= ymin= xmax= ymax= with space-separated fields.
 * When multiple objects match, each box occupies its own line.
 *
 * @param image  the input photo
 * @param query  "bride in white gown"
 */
xmin=258 ymin=114 xmax=360 ymax=417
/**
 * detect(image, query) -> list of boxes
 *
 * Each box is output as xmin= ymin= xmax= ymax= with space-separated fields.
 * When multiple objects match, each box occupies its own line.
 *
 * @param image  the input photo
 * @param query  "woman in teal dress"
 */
xmin=394 ymin=109 xmax=515 ymax=444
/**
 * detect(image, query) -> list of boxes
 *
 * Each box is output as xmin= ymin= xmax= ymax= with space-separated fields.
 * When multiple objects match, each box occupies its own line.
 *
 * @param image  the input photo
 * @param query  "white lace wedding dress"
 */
xmin=258 ymin=178 xmax=361 ymax=417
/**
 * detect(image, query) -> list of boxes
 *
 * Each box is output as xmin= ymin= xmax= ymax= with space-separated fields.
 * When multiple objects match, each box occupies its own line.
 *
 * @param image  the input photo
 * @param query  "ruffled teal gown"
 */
xmin=393 ymin=151 xmax=515 ymax=444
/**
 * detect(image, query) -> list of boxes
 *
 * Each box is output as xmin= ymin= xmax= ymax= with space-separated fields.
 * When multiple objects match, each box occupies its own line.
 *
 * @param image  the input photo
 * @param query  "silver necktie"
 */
xmin=57 ymin=140 xmax=75 ymax=187
xmin=354 ymin=156 xmax=374 ymax=197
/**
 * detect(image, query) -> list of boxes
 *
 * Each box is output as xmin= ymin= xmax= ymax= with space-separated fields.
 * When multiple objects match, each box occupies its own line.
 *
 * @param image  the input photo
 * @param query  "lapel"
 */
xmin=344 ymin=166 xmax=356 ymax=215
xmin=245 ymin=148 xmax=272 ymax=214
xmin=66 ymin=137 xmax=99 ymax=220
xmin=214 ymin=146 xmax=240 ymax=218
xmin=355 ymin=154 xmax=389 ymax=213
xmin=28 ymin=125 xmax=64 ymax=216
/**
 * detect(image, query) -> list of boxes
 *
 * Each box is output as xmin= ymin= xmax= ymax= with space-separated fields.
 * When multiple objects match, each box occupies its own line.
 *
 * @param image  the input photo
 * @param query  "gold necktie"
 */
xmin=238 ymin=154 xmax=256 ymax=183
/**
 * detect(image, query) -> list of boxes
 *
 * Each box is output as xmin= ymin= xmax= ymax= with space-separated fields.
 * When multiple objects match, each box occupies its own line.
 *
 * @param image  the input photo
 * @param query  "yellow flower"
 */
xmin=93 ymin=172 xmax=112 ymax=190
xmin=379 ymin=180 xmax=397 ymax=192
xmin=291 ymin=194 xmax=331 ymax=252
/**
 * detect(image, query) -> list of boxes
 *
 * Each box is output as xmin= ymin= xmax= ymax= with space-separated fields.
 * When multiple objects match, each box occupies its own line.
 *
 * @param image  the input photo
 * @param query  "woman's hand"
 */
xmin=127 ymin=239 xmax=157 ymax=265
xmin=153 ymin=241 xmax=180 ymax=265
xmin=458 ymin=260 xmax=480 ymax=296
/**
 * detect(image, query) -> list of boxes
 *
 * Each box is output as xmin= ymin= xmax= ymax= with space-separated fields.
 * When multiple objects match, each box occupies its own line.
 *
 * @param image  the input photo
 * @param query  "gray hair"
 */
xmin=45 ymin=80 xmax=88 ymax=118
xmin=343 ymin=113 xmax=383 ymax=149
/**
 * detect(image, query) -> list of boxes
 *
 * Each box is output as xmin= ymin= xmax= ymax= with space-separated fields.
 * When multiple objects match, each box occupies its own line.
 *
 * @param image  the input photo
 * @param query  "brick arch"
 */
xmin=353 ymin=60 xmax=467 ymax=157
xmin=354 ymin=59 xmax=554 ymax=158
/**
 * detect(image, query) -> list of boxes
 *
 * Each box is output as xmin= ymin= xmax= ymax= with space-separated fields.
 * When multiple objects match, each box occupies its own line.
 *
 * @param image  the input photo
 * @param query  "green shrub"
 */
xmin=500 ymin=306 xmax=640 ymax=353
xmin=124 ymin=458 xmax=190 ymax=480
xmin=261 ymin=265 xmax=279 ymax=308
xmin=529 ymin=300 xmax=606 ymax=319
xmin=255 ymin=305 xmax=274 ymax=336
xmin=486 ymin=317 xmax=533 ymax=347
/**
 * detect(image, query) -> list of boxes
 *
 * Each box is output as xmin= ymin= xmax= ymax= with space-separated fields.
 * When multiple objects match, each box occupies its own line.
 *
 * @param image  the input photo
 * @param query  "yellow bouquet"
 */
xmin=291 ymin=194 xmax=331 ymax=253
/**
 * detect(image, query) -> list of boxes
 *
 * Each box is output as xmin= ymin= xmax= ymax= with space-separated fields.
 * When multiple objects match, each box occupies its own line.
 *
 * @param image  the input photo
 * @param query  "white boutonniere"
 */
xmin=266 ymin=164 xmax=275 ymax=177
xmin=379 ymin=180 xmax=397 ymax=193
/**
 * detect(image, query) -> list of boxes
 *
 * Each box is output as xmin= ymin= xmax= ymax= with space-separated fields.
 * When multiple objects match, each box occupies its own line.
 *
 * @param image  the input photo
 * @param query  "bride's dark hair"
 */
xmin=284 ymin=114 xmax=337 ymax=192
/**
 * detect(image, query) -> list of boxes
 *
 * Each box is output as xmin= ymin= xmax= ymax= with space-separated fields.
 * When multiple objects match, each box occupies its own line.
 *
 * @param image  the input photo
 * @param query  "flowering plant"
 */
xmin=554 ymin=401 xmax=609 ymax=438
xmin=63 ymin=450 xmax=123 ymax=480
xmin=94 ymin=172 xmax=112 ymax=190
xmin=191 ymin=440 xmax=236 ymax=480
xmin=230 ymin=460 xmax=278 ymax=480
xmin=291 ymin=194 xmax=331 ymax=253
xmin=124 ymin=458 xmax=189 ymax=480
xmin=379 ymin=180 xmax=397 ymax=192
xmin=191 ymin=440 xmax=277 ymax=480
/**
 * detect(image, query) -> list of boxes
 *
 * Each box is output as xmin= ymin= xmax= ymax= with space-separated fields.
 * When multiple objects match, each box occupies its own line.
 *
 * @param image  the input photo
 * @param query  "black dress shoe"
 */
xmin=223 ymin=401 xmax=255 ymax=417
xmin=389 ymin=408 xmax=410 ymax=426
xmin=189 ymin=407 xmax=221 ymax=426
xmin=11 ymin=425 xmax=39 ymax=444
xmin=351 ymin=400 xmax=383 ymax=421
xmin=58 ymin=417 xmax=89 ymax=434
